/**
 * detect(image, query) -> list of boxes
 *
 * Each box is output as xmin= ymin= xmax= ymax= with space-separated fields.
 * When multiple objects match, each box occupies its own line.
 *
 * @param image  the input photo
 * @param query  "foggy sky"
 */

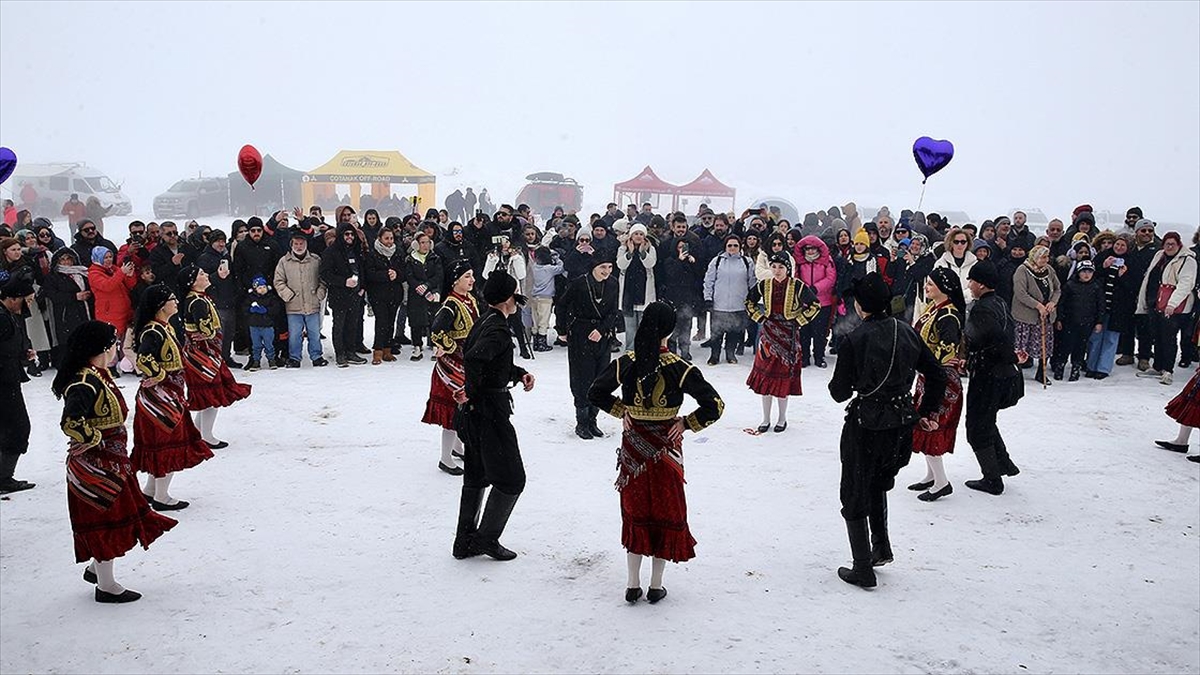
xmin=1 ymin=0 xmax=1197 ymax=225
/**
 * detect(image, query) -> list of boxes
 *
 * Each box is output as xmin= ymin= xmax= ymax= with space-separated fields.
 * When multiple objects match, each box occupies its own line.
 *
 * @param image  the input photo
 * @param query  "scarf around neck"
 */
xmin=374 ymin=237 xmax=397 ymax=258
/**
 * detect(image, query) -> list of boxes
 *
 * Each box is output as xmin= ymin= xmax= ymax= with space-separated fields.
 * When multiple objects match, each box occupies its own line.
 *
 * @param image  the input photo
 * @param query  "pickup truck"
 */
xmin=154 ymin=177 xmax=230 ymax=219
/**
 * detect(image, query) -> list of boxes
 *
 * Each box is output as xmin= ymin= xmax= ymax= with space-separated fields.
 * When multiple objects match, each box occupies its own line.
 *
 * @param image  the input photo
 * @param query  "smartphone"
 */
xmin=681 ymin=243 xmax=690 ymax=255
xmin=1112 ymin=257 xmax=1125 ymax=268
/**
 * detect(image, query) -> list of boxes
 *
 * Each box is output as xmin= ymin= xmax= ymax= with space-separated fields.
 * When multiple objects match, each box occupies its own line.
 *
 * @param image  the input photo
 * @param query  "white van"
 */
xmin=9 ymin=163 xmax=133 ymax=216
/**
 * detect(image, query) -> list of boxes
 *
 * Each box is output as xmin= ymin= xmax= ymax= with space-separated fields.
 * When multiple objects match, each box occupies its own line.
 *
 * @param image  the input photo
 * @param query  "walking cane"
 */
xmin=1040 ymin=311 xmax=1048 ymax=389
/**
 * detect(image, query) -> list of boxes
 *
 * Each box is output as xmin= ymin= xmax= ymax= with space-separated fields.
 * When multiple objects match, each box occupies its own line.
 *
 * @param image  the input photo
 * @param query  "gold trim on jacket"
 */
xmin=60 ymin=367 xmax=125 ymax=447
xmin=184 ymin=292 xmax=220 ymax=338
xmin=745 ymin=278 xmax=821 ymax=325
xmin=915 ymin=302 xmax=962 ymax=365
xmin=431 ymin=293 xmax=479 ymax=354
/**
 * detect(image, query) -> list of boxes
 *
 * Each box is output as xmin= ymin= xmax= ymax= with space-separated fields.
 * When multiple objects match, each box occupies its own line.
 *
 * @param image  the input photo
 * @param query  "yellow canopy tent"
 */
xmin=301 ymin=150 xmax=436 ymax=213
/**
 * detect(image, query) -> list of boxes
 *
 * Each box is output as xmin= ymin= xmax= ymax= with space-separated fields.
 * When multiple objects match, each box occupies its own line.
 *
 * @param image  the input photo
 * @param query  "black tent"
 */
xmin=227 ymin=154 xmax=305 ymax=217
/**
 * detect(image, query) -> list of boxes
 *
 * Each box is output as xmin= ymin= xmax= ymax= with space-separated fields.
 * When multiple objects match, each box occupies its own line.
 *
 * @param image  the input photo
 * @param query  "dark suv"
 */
xmin=154 ymin=177 xmax=229 ymax=219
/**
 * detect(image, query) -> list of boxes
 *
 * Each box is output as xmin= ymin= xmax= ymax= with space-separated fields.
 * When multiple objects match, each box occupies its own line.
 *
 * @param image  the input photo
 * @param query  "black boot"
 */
xmin=1035 ymin=363 xmax=1052 ymax=386
xmin=587 ymin=406 xmax=604 ymax=438
xmin=967 ymin=444 xmax=1006 ymax=494
xmin=452 ymin=487 xmax=486 ymax=559
xmin=995 ymin=436 xmax=1020 ymax=476
xmin=575 ymin=407 xmax=594 ymax=440
xmin=469 ymin=489 xmax=520 ymax=560
xmin=837 ymin=518 xmax=877 ymax=588
xmin=868 ymin=494 xmax=893 ymax=567
xmin=1068 ymin=364 xmax=1081 ymax=382
xmin=0 ymin=453 xmax=34 ymax=495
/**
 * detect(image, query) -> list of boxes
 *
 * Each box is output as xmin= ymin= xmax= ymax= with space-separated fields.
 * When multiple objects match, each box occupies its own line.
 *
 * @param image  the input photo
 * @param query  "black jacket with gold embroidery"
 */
xmin=430 ymin=292 xmax=480 ymax=355
xmin=589 ymin=351 xmax=724 ymax=432
xmin=745 ymin=278 xmax=821 ymax=326
xmin=183 ymin=291 xmax=220 ymax=339
xmin=60 ymin=366 xmax=127 ymax=449
xmin=136 ymin=321 xmax=184 ymax=385
xmin=914 ymin=301 xmax=963 ymax=365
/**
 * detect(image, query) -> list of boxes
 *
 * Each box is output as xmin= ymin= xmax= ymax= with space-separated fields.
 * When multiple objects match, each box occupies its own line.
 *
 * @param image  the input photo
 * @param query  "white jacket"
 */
xmin=914 ymin=250 xmax=977 ymax=318
xmin=616 ymin=242 xmax=657 ymax=310
xmin=1136 ymin=248 xmax=1197 ymax=315
xmin=483 ymin=251 xmax=527 ymax=292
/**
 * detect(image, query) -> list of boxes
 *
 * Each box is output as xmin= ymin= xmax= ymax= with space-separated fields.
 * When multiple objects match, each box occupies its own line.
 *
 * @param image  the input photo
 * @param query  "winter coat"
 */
xmin=149 ymin=243 xmax=187 ymax=290
xmin=87 ymin=263 xmax=136 ymax=332
xmin=889 ymin=250 xmax=935 ymax=307
xmin=965 ymin=291 xmax=1018 ymax=374
xmin=1059 ymin=275 xmax=1106 ymax=328
xmin=703 ymin=252 xmax=755 ymax=313
xmin=483 ymin=250 xmax=527 ymax=284
xmin=915 ymin=250 xmax=977 ymax=317
xmin=70 ymin=232 xmax=118 ymax=266
xmin=196 ymin=244 xmax=237 ymax=310
xmin=246 ymin=290 xmax=282 ymax=328
xmin=38 ymin=254 xmax=93 ymax=346
xmin=530 ymin=256 xmax=564 ymax=299
xmin=659 ymin=248 xmax=704 ymax=311
xmin=1136 ymin=248 xmax=1197 ymax=316
xmin=995 ymin=254 xmax=1027 ymax=307
xmin=564 ymin=246 xmax=596 ymax=280
xmin=434 ymin=238 xmax=478 ymax=291
xmin=405 ymin=250 xmax=444 ymax=329
xmin=1093 ymin=250 xmax=1137 ymax=333
xmin=561 ymin=272 xmax=620 ymax=340
xmin=273 ymin=250 xmax=326 ymax=315
xmin=615 ymin=242 xmax=657 ymax=311
xmin=319 ymin=224 xmax=367 ymax=311
xmin=1006 ymin=226 xmax=1036 ymax=254
xmin=1011 ymin=263 xmax=1062 ymax=325
xmin=233 ymin=236 xmax=282 ymax=293
xmin=363 ymin=246 xmax=406 ymax=309
xmin=794 ymin=235 xmax=837 ymax=307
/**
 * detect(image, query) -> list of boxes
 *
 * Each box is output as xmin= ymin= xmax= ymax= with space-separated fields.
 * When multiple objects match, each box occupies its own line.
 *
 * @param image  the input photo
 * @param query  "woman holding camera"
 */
xmin=405 ymin=232 xmax=444 ymax=361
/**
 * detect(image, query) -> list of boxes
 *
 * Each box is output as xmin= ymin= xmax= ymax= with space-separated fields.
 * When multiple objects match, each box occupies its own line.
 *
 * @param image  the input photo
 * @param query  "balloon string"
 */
xmin=916 ymin=181 xmax=927 ymax=212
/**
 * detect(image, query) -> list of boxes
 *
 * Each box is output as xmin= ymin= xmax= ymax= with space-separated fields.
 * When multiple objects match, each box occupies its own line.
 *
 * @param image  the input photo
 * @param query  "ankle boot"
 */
xmin=968 ymin=444 xmax=1006 ymax=494
xmin=1068 ymin=364 xmax=1081 ymax=382
xmin=469 ymin=489 xmax=520 ymax=560
xmin=452 ymin=486 xmax=487 ymax=559
xmin=837 ymin=518 xmax=877 ymax=588
xmin=575 ymin=407 xmax=594 ymax=440
xmin=371 ymin=349 xmax=383 ymax=365
xmin=1035 ymin=363 xmax=1052 ymax=385
xmin=381 ymin=347 xmax=396 ymax=362
xmin=868 ymin=495 xmax=893 ymax=567
xmin=587 ymin=406 xmax=604 ymax=438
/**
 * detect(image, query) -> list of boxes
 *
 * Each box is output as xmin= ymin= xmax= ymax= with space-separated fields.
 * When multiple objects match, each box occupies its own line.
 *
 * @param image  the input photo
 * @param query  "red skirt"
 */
xmin=67 ymin=429 xmax=177 ymax=563
xmin=619 ymin=422 xmax=696 ymax=563
xmin=421 ymin=351 xmax=464 ymax=430
xmin=1165 ymin=368 xmax=1200 ymax=427
xmin=746 ymin=317 xmax=803 ymax=398
xmin=131 ymin=372 xmax=214 ymax=476
xmin=912 ymin=367 xmax=963 ymax=456
xmin=183 ymin=333 xmax=251 ymax=410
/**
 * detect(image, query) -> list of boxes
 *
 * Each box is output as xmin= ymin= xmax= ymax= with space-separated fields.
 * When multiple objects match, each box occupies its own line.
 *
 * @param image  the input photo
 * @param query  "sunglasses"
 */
xmin=81 ymin=228 xmax=96 ymax=233
xmin=1138 ymin=228 xmax=1153 ymax=234
xmin=953 ymin=239 xmax=969 ymax=245
xmin=163 ymin=231 xmax=178 ymax=236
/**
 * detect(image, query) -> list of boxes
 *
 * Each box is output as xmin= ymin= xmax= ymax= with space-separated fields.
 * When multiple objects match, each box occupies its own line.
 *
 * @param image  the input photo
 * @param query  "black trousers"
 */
xmin=459 ymin=403 xmax=526 ymax=495
xmin=1054 ymin=324 xmax=1092 ymax=368
xmin=371 ymin=300 xmax=399 ymax=349
xmin=1118 ymin=313 xmax=1155 ymax=360
xmin=330 ymin=298 xmax=365 ymax=358
xmin=217 ymin=306 xmax=236 ymax=363
xmin=668 ymin=304 xmax=695 ymax=360
xmin=800 ymin=305 xmax=833 ymax=363
xmin=838 ymin=419 xmax=909 ymax=521
xmin=233 ymin=298 xmax=250 ymax=352
xmin=1151 ymin=311 xmax=1191 ymax=374
xmin=0 ymin=383 xmax=30 ymax=457
xmin=393 ymin=303 xmax=408 ymax=342
xmin=965 ymin=374 xmax=1014 ymax=478
xmin=568 ymin=333 xmax=611 ymax=409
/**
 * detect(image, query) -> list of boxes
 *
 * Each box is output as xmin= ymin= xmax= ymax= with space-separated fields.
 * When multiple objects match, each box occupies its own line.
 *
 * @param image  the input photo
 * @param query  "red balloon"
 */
xmin=237 ymin=144 xmax=263 ymax=189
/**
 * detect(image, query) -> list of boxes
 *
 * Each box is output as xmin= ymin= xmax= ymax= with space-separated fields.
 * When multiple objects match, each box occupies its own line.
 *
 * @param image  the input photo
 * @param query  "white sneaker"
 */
xmin=1161 ymin=372 xmax=1174 ymax=385
xmin=1137 ymin=369 xmax=1163 ymax=378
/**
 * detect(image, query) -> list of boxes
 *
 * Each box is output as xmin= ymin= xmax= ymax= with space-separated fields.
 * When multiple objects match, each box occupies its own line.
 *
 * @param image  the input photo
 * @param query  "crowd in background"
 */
xmin=1 ymin=197 xmax=1195 ymax=389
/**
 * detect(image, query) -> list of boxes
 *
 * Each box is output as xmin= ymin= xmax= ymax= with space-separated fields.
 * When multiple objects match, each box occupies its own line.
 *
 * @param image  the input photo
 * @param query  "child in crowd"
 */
xmin=529 ymin=246 xmax=564 ymax=351
xmin=1053 ymin=260 xmax=1104 ymax=381
xmin=245 ymin=276 xmax=281 ymax=371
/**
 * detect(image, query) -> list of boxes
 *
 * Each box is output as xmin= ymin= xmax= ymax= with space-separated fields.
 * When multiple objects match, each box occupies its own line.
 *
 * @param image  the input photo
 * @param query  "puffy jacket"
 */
xmin=794 ymin=235 xmax=837 ymax=307
xmin=615 ymin=242 xmax=657 ymax=309
xmin=1136 ymin=248 xmax=1197 ymax=316
xmin=87 ymin=263 xmax=136 ymax=331
xmin=273 ymin=251 xmax=326 ymax=315
xmin=703 ymin=252 xmax=755 ymax=312
xmin=530 ymin=256 xmax=564 ymax=299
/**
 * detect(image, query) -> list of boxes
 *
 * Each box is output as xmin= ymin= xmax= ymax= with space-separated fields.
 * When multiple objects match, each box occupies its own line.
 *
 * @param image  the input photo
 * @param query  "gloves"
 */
xmin=249 ymin=302 xmax=268 ymax=315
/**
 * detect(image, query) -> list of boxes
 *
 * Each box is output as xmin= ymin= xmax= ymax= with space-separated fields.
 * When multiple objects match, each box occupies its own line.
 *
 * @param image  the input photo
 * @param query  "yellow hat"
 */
xmin=853 ymin=229 xmax=871 ymax=247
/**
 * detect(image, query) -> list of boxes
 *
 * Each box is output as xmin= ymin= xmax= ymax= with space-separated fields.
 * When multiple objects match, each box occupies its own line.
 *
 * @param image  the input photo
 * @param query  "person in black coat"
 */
xmin=994 ymin=243 xmax=1028 ymax=309
xmin=827 ymin=273 xmax=946 ymax=589
xmin=320 ymin=222 xmax=368 ymax=366
xmin=561 ymin=258 xmax=619 ymax=439
xmin=363 ymin=227 xmax=406 ymax=362
xmin=148 ymin=221 xmax=188 ymax=291
xmin=0 ymin=277 xmax=36 ymax=494
xmin=69 ymin=219 xmax=118 ymax=265
xmin=659 ymin=234 xmax=704 ymax=361
xmin=404 ymin=232 xmax=445 ymax=360
xmin=433 ymin=223 xmax=477 ymax=291
xmin=1051 ymin=261 xmax=1105 ymax=381
xmin=39 ymin=248 xmax=94 ymax=368
xmin=963 ymin=261 xmax=1023 ymax=496
xmin=196 ymin=232 xmax=240 ymax=367
xmin=452 ymin=271 xmax=535 ymax=562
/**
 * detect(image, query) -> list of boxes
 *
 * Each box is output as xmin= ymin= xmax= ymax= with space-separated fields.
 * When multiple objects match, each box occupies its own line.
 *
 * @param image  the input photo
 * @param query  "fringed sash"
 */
xmin=615 ymin=420 xmax=684 ymax=491
xmin=184 ymin=336 xmax=223 ymax=383
xmin=136 ymin=372 xmax=187 ymax=430
xmin=65 ymin=429 xmax=128 ymax=512
xmin=759 ymin=314 xmax=800 ymax=367
xmin=433 ymin=350 xmax=466 ymax=392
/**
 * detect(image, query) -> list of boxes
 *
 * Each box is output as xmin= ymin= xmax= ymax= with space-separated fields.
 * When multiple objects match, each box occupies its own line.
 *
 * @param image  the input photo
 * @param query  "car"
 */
xmin=9 ymin=163 xmax=133 ymax=216
xmin=515 ymin=172 xmax=583 ymax=220
xmin=154 ymin=177 xmax=230 ymax=219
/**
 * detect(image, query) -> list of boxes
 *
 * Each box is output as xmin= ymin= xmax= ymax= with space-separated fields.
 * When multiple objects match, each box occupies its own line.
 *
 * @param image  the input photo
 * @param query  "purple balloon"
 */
xmin=912 ymin=137 xmax=954 ymax=183
xmin=0 ymin=147 xmax=15 ymax=186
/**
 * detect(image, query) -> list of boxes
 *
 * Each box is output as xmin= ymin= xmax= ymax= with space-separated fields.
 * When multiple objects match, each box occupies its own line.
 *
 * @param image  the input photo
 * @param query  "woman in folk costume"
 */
xmin=178 ymin=264 xmax=251 ymax=449
xmin=421 ymin=260 xmax=480 ymax=476
xmin=130 ymin=284 xmax=213 ymax=512
xmin=745 ymin=251 xmax=821 ymax=433
xmin=907 ymin=267 xmax=966 ymax=501
xmin=52 ymin=320 xmax=177 ymax=604
xmin=588 ymin=301 xmax=724 ymax=604
xmin=1157 ymin=324 xmax=1200 ymax=462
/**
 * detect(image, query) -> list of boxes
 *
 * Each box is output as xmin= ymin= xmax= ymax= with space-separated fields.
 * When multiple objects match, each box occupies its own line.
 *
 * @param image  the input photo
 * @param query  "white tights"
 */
xmin=760 ymin=396 xmax=789 ymax=425
xmin=627 ymin=552 xmax=667 ymax=589
xmin=1172 ymin=424 xmax=1195 ymax=445
xmin=89 ymin=559 xmax=125 ymax=594
xmin=195 ymin=408 xmax=221 ymax=444
xmin=441 ymin=429 xmax=463 ymax=468
xmin=920 ymin=455 xmax=950 ymax=491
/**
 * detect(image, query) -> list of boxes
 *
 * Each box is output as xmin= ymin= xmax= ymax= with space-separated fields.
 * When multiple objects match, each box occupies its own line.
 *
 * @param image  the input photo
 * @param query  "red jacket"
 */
xmin=61 ymin=200 xmax=87 ymax=226
xmin=88 ymin=263 xmax=137 ymax=332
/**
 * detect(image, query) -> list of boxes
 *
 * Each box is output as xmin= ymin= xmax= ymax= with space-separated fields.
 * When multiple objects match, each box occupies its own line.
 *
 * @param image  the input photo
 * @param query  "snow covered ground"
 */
xmin=2 ymin=312 xmax=1199 ymax=673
